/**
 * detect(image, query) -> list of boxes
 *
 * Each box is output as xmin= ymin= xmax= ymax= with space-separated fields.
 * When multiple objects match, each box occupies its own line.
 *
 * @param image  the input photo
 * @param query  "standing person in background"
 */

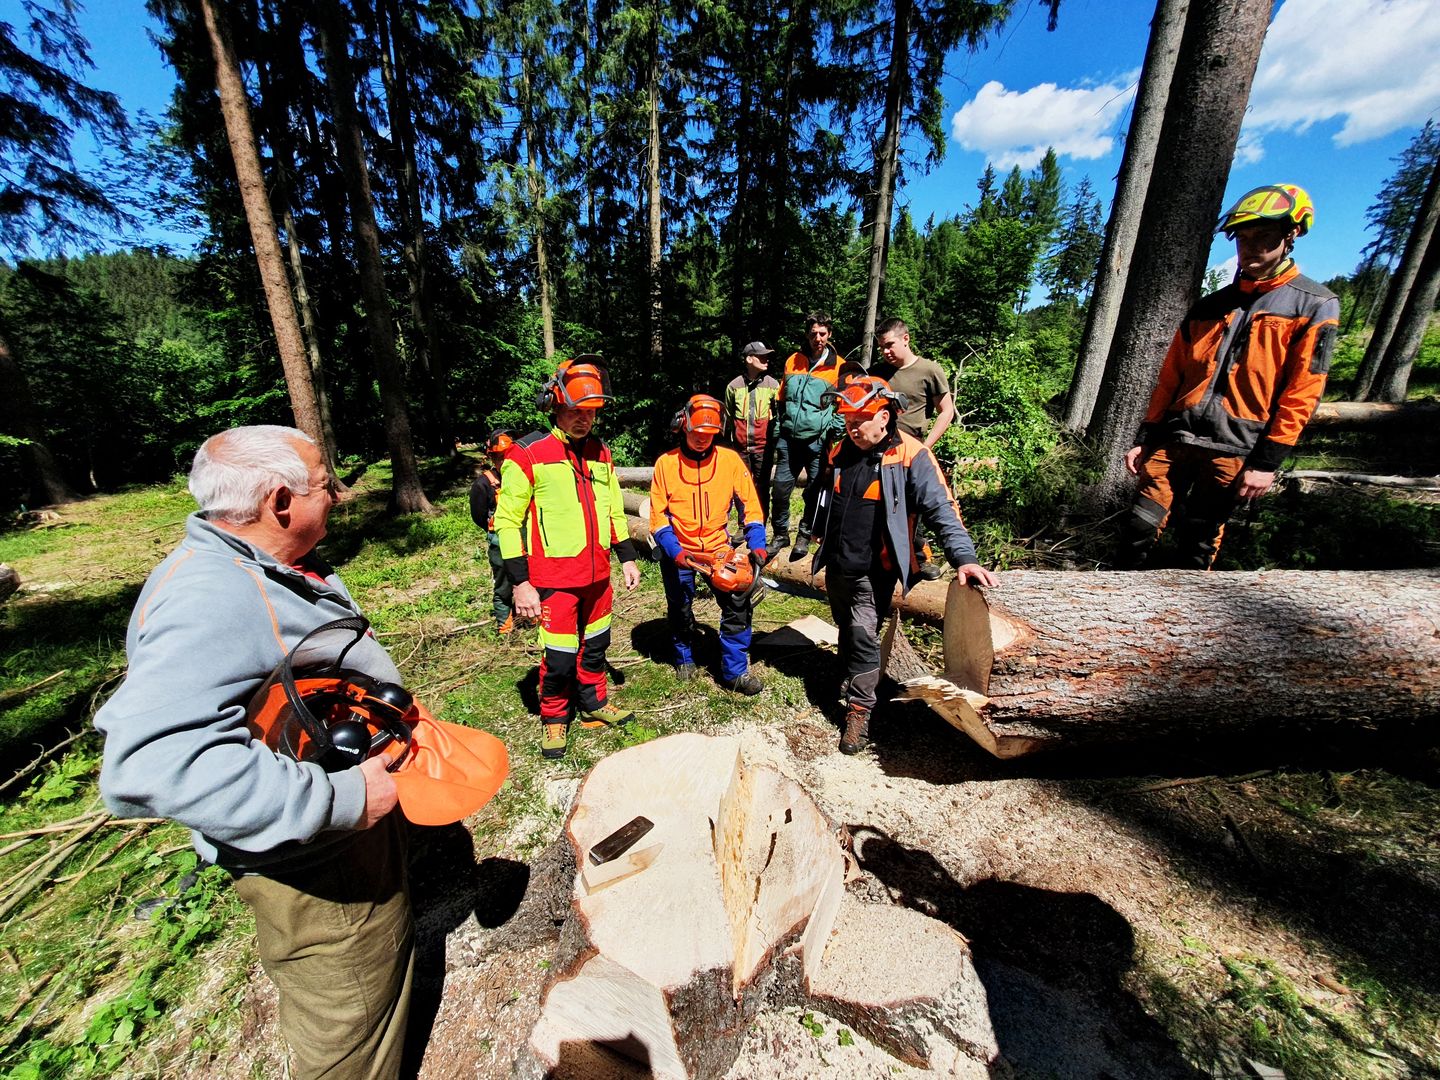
xmin=650 ymin=394 xmax=768 ymax=694
xmin=494 ymin=357 xmax=642 ymax=760
xmin=772 ymin=311 xmax=844 ymax=558
xmin=1117 ymin=184 xmax=1338 ymax=570
xmin=723 ymin=341 xmax=781 ymax=524
xmin=870 ymin=318 xmax=956 ymax=581
xmin=469 ymin=430 xmax=516 ymax=635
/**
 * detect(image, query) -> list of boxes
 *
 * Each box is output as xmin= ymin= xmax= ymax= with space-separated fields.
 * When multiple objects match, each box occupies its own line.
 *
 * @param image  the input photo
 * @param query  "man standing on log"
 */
xmin=1118 ymin=184 xmax=1339 ymax=569
xmin=772 ymin=311 xmax=844 ymax=558
xmin=811 ymin=376 xmax=997 ymax=755
xmin=650 ymin=394 xmax=768 ymax=694
xmin=94 ymin=426 xmax=415 ymax=1078
xmin=723 ymin=341 xmax=781 ymax=523
xmin=496 ymin=357 xmax=642 ymax=759
xmin=870 ymin=317 xmax=956 ymax=582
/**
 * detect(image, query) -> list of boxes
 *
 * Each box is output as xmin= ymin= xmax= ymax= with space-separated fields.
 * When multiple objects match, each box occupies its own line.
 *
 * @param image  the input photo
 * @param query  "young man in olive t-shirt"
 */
xmin=870 ymin=318 xmax=955 ymax=580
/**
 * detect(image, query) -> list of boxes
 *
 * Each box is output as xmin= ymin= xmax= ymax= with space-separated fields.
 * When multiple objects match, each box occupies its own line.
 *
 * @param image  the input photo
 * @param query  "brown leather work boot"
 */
xmin=840 ymin=707 xmax=871 ymax=755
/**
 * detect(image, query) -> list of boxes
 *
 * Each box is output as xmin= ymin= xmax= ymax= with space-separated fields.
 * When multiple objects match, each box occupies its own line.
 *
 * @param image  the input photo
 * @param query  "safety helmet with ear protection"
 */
xmin=535 ymin=355 xmax=613 ymax=411
xmin=825 ymin=374 xmax=907 ymax=417
xmin=486 ymin=429 xmax=515 ymax=455
xmin=678 ymin=394 xmax=724 ymax=436
xmin=246 ymin=617 xmax=508 ymax=826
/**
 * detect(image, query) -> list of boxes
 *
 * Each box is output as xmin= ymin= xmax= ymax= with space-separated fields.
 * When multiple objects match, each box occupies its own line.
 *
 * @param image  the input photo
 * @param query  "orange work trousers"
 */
xmin=1118 ymin=442 xmax=1246 ymax=569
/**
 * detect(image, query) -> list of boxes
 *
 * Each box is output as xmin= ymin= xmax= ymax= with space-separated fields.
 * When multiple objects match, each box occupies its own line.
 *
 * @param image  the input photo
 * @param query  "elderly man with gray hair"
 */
xmin=95 ymin=425 xmax=413 ymax=1080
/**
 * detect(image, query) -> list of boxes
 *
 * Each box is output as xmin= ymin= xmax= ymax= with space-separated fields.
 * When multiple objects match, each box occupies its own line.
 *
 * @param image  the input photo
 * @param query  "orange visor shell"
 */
xmin=555 ymin=355 xmax=613 ymax=409
xmin=487 ymin=431 xmax=515 ymax=454
xmin=830 ymin=375 xmax=898 ymax=416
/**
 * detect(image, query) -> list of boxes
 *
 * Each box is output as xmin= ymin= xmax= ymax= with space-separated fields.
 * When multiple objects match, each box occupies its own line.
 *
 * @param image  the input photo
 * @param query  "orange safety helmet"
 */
xmin=246 ymin=618 xmax=508 ymax=827
xmin=679 ymin=394 xmax=724 ymax=435
xmin=537 ymin=355 xmax=613 ymax=410
xmin=826 ymin=374 xmax=906 ymax=416
xmin=1217 ymin=184 xmax=1315 ymax=238
xmin=486 ymin=429 xmax=515 ymax=455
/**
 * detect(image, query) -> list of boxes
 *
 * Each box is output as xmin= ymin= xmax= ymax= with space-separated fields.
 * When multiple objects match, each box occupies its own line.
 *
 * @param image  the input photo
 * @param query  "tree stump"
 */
xmin=0 ymin=564 xmax=17 ymax=603
xmin=519 ymin=734 xmax=998 ymax=1078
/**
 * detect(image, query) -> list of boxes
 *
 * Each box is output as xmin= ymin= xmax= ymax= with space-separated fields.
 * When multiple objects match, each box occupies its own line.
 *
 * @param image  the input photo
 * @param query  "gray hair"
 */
xmin=189 ymin=426 xmax=316 ymax=525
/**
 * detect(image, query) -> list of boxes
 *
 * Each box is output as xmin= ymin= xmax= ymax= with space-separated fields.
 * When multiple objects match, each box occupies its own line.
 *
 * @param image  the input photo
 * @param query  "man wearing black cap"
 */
xmin=723 ymin=341 xmax=781 ymax=522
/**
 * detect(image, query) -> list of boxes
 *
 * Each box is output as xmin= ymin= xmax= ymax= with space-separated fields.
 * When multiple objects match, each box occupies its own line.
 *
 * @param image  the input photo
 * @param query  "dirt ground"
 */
xmin=200 ymin=683 xmax=1440 ymax=1079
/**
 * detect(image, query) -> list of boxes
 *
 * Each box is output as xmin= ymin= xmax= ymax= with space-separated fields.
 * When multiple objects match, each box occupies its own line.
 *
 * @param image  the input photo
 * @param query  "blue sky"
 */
xmin=15 ymin=0 xmax=1440 ymax=284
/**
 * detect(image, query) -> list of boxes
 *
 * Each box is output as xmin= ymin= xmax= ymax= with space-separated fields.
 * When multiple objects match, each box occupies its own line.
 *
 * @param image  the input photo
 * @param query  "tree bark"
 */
xmin=520 ymin=53 xmax=556 ymax=359
xmin=646 ymin=40 xmax=664 ymax=367
xmin=518 ymin=733 xmax=998 ymax=1078
xmin=316 ymin=1 xmax=433 ymax=514
xmin=1063 ymin=0 xmax=1188 ymax=433
xmin=1369 ymin=227 xmax=1440 ymax=403
xmin=1355 ymin=160 xmax=1440 ymax=399
xmin=0 ymin=564 xmax=18 ymax=603
xmin=758 ymin=566 xmax=1440 ymax=756
xmin=1307 ymin=399 xmax=1440 ymax=430
xmin=1082 ymin=0 xmax=1270 ymax=514
xmin=198 ymin=0 xmax=324 ymax=448
xmin=858 ymin=0 xmax=910 ymax=368
xmin=0 ymin=327 xmax=80 ymax=506
xmin=279 ymin=205 xmax=343 ymax=482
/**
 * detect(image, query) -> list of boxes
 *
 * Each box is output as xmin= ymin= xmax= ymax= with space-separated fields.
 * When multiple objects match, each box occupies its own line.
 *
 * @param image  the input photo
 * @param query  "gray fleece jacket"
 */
xmin=95 ymin=514 xmax=400 ymax=872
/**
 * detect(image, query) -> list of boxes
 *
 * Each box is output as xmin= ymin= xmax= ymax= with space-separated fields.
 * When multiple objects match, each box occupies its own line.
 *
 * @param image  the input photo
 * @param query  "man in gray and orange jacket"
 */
xmin=1118 ymin=183 xmax=1340 ymax=569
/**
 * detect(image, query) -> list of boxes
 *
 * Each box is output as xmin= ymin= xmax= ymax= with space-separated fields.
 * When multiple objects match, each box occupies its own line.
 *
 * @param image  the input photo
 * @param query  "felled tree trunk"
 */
xmin=1308 ymin=400 xmax=1440 ymax=431
xmin=519 ymin=734 xmax=998 ymax=1078
xmin=761 ymin=565 xmax=1440 ymax=756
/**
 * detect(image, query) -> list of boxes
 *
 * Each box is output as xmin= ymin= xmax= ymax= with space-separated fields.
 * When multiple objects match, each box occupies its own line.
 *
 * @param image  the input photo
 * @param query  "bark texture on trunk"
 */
xmin=198 ymin=0 xmax=323 ymax=447
xmin=1370 ymin=231 xmax=1440 ymax=404
xmin=316 ymin=1 xmax=433 ymax=514
xmin=1082 ymin=0 xmax=1270 ymax=513
xmin=646 ymin=51 xmax=664 ymax=367
xmin=1064 ymin=0 xmax=1189 ymax=433
xmin=1308 ymin=399 xmax=1440 ymax=429
xmin=519 ymin=734 xmax=998 ymax=1078
xmin=858 ymin=0 xmax=910 ymax=367
xmin=758 ymin=564 xmax=1440 ymax=756
xmin=520 ymin=54 xmax=556 ymax=359
xmin=1355 ymin=160 xmax=1440 ymax=400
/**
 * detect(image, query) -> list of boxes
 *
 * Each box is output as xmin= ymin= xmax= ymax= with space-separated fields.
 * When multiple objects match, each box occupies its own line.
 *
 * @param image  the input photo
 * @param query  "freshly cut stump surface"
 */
xmin=521 ymin=733 xmax=999 ymax=1078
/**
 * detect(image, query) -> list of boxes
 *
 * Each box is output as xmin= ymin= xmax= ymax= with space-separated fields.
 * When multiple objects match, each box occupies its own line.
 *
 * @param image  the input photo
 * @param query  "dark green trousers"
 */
xmin=232 ymin=813 xmax=414 ymax=1080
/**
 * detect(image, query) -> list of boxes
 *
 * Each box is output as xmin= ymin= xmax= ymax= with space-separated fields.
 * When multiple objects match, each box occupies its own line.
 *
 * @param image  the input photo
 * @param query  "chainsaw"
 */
xmin=683 ymin=544 xmax=776 ymax=608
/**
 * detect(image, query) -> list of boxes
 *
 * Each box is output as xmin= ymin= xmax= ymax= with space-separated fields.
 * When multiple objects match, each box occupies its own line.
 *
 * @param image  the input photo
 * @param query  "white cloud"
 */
xmin=1244 ymin=0 xmax=1440 ymax=153
xmin=950 ymin=79 xmax=1135 ymax=170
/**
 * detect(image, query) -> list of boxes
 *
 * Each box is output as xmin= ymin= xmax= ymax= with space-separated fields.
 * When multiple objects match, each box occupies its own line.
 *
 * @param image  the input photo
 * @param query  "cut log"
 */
xmin=1308 ymin=399 xmax=1440 ymax=430
xmin=615 ymin=466 xmax=654 ymax=489
xmin=520 ymin=733 xmax=998 ymax=1079
xmin=1281 ymin=470 xmax=1440 ymax=491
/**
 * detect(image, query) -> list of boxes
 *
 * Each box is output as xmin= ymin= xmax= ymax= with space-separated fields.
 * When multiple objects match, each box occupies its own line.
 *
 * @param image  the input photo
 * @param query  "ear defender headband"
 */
xmin=535 ymin=354 xmax=613 ymax=411
xmin=823 ymin=375 xmax=907 ymax=417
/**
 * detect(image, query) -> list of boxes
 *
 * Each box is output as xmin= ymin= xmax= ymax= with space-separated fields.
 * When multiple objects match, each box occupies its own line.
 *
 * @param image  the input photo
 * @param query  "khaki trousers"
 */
xmin=232 ymin=813 xmax=414 ymax=1080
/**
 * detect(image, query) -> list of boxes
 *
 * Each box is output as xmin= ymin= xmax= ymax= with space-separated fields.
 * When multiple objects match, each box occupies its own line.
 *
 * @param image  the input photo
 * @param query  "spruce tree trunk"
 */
xmin=199 ymin=0 xmax=324 ymax=448
xmin=0 ymin=328 xmax=79 ymax=506
xmin=1082 ymin=0 xmax=1270 ymax=515
xmin=279 ymin=206 xmax=343 ymax=482
xmin=520 ymin=56 xmax=556 ymax=359
xmin=316 ymin=1 xmax=433 ymax=514
xmin=859 ymin=0 xmax=910 ymax=369
xmin=1355 ymin=160 xmax=1440 ymax=399
xmin=1370 ymin=227 xmax=1440 ymax=403
xmin=646 ymin=46 xmax=664 ymax=367
xmin=1063 ymin=0 xmax=1188 ymax=433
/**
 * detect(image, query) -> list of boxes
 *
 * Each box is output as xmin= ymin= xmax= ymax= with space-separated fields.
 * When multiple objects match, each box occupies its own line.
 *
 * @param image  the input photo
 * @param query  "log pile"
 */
xmin=519 ymin=733 xmax=998 ymax=1078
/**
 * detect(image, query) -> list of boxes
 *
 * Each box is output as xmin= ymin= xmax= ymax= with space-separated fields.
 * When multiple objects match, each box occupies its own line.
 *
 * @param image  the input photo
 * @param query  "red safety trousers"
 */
xmin=537 ymin=578 xmax=614 ymax=719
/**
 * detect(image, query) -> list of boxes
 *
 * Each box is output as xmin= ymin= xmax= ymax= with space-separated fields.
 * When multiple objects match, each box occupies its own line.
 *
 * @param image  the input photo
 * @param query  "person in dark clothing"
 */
xmin=810 ymin=376 xmax=997 ymax=755
xmin=468 ymin=430 xmax=516 ymax=635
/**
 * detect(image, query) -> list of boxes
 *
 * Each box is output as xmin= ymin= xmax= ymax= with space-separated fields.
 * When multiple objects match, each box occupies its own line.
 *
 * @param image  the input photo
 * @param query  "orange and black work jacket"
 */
xmin=649 ymin=443 xmax=765 ymax=557
xmin=1137 ymin=263 xmax=1339 ymax=472
xmin=778 ymin=350 xmax=844 ymax=442
xmin=494 ymin=428 xmax=636 ymax=589
xmin=810 ymin=431 xmax=979 ymax=595
xmin=468 ymin=466 xmax=501 ymax=532
xmin=723 ymin=374 xmax=780 ymax=452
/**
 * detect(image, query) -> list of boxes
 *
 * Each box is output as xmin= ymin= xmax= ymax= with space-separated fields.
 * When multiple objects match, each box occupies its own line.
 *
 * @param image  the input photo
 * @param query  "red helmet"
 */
xmin=540 ymin=355 xmax=613 ymax=410
xmin=679 ymin=394 xmax=724 ymax=435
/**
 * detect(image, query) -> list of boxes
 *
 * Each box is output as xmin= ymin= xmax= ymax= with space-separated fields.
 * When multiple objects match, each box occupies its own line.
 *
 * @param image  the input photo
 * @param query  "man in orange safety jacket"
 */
xmin=494 ymin=357 xmax=641 ymax=759
xmin=650 ymin=394 xmax=768 ymax=695
xmin=1118 ymin=183 xmax=1340 ymax=569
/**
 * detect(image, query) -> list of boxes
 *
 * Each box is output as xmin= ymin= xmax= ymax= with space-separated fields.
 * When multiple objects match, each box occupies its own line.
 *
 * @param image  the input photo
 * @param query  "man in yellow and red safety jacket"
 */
xmin=494 ymin=357 xmax=641 ymax=759
xmin=650 ymin=394 xmax=768 ymax=695
xmin=468 ymin=429 xmax=516 ymax=635
xmin=811 ymin=376 xmax=997 ymax=756
xmin=1118 ymin=183 xmax=1340 ymax=569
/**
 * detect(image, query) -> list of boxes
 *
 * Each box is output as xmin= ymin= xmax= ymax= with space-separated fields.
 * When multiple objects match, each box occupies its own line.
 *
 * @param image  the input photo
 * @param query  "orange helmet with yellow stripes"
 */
xmin=1217 ymin=184 xmax=1315 ymax=238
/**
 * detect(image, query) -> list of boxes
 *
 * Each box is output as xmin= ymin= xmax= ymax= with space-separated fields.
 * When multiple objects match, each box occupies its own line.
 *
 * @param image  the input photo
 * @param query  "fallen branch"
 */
xmin=0 ymin=815 xmax=111 ymax=922
xmin=0 ymin=670 xmax=69 ymax=710
xmin=1283 ymin=470 xmax=1440 ymax=490
xmin=0 ymin=728 xmax=94 ymax=797
xmin=1121 ymin=770 xmax=1275 ymax=795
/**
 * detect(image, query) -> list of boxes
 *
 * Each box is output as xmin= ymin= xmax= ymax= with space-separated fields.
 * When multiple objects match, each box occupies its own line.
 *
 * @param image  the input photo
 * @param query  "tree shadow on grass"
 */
xmin=849 ymin=824 xmax=1204 ymax=1080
